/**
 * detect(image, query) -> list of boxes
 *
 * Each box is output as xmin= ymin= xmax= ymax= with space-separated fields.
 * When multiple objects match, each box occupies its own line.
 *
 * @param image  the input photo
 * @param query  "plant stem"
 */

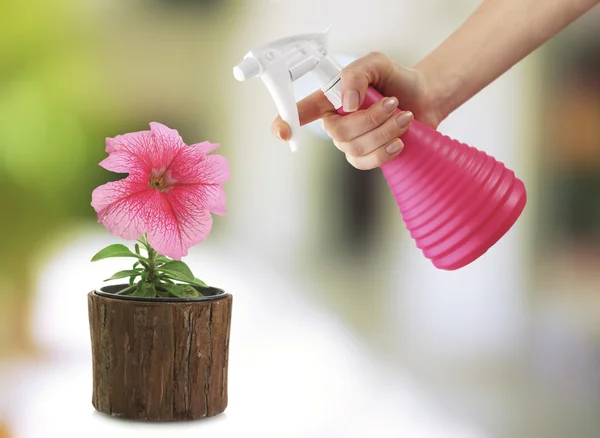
xmin=146 ymin=241 xmax=159 ymax=288
xmin=116 ymin=285 xmax=136 ymax=295
xmin=137 ymin=234 xmax=149 ymax=249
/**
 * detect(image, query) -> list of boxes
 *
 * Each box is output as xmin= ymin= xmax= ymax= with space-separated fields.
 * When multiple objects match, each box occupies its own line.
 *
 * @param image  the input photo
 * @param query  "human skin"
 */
xmin=271 ymin=0 xmax=600 ymax=170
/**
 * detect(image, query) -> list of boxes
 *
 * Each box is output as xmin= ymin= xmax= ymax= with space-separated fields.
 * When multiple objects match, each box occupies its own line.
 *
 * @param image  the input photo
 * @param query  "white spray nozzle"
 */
xmin=233 ymin=57 xmax=262 ymax=81
xmin=233 ymin=28 xmax=343 ymax=152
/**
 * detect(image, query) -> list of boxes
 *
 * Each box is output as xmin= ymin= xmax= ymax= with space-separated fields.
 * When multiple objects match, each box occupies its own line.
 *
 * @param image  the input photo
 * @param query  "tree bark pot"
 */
xmin=88 ymin=285 xmax=232 ymax=421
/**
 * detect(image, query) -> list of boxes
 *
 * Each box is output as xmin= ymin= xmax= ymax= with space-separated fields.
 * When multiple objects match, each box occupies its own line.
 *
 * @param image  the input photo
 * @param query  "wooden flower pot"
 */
xmin=87 ymin=285 xmax=232 ymax=421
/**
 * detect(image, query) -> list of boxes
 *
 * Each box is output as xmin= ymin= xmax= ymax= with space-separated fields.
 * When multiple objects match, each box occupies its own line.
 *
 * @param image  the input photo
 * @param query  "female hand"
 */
xmin=271 ymin=52 xmax=441 ymax=170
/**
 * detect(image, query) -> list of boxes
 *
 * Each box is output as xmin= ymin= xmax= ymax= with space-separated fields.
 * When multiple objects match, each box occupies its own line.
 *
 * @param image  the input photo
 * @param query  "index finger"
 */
xmin=271 ymin=89 xmax=337 ymax=141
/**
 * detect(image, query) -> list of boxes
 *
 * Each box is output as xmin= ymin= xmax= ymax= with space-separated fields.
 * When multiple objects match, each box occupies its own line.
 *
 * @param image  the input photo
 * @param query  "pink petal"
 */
xmin=149 ymin=122 xmax=183 ymax=144
xmin=189 ymin=141 xmax=220 ymax=155
xmin=169 ymin=148 xmax=230 ymax=186
xmin=103 ymin=123 xmax=187 ymax=176
xmin=93 ymin=122 xmax=228 ymax=257
xmin=103 ymin=131 xmax=154 ymax=174
xmin=144 ymin=188 xmax=214 ymax=260
xmin=181 ymin=183 xmax=226 ymax=216
xmin=202 ymin=184 xmax=226 ymax=215
xmin=91 ymin=176 xmax=154 ymax=240
xmin=99 ymin=151 xmax=148 ymax=178
xmin=148 ymin=122 xmax=187 ymax=168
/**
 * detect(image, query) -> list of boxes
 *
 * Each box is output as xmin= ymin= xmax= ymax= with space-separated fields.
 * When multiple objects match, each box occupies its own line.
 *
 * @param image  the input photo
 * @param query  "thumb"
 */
xmin=271 ymin=89 xmax=335 ymax=141
xmin=339 ymin=52 xmax=396 ymax=112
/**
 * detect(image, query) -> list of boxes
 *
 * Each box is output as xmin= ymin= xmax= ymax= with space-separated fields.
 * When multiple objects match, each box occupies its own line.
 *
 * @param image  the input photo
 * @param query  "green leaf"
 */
xmin=132 ymin=282 xmax=157 ymax=298
xmin=157 ymin=260 xmax=195 ymax=282
xmin=156 ymin=287 xmax=171 ymax=298
xmin=162 ymin=283 xmax=200 ymax=298
xmin=155 ymin=255 xmax=171 ymax=265
xmin=158 ymin=278 xmax=175 ymax=286
xmin=135 ymin=244 xmax=140 ymax=255
xmin=161 ymin=276 xmax=208 ymax=288
xmin=193 ymin=277 xmax=207 ymax=287
xmin=104 ymin=269 xmax=141 ymax=282
xmin=91 ymin=244 xmax=144 ymax=262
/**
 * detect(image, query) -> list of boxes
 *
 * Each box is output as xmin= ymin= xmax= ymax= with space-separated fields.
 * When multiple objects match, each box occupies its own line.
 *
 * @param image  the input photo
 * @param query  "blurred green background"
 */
xmin=0 ymin=1 xmax=599 ymax=437
xmin=0 ymin=0 xmax=243 ymax=353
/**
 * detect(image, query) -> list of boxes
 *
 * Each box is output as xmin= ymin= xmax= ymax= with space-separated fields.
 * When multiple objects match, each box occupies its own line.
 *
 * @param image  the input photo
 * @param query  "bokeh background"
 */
xmin=1 ymin=0 xmax=599 ymax=437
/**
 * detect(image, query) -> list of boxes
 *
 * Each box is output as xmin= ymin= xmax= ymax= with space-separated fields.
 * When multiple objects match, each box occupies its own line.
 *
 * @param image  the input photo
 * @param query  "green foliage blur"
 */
xmin=0 ymin=0 xmax=241 ymax=354
xmin=0 ymin=2 xmax=113 ymax=351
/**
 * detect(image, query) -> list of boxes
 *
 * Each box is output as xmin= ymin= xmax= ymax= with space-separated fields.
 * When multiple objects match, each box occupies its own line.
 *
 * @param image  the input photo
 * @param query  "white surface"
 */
xmin=3 ymin=231 xmax=488 ymax=438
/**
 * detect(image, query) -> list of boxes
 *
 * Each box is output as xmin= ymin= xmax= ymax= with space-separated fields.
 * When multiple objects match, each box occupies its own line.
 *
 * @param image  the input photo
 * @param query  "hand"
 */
xmin=271 ymin=52 xmax=441 ymax=170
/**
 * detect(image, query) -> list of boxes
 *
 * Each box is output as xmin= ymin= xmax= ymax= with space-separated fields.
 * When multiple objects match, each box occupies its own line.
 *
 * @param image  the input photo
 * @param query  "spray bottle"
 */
xmin=233 ymin=29 xmax=527 ymax=270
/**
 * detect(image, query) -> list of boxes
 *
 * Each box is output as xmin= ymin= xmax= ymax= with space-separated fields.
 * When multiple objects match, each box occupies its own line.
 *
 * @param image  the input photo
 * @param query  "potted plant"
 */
xmin=87 ymin=122 xmax=232 ymax=421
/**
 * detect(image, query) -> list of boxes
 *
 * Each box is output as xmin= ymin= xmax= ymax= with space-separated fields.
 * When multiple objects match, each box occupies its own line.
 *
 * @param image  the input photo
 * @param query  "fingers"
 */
xmin=271 ymin=52 xmax=397 ymax=141
xmin=271 ymin=52 xmax=396 ymax=140
xmin=269 ymin=51 xmax=410 ymax=170
xmin=345 ymin=138 xmax=405 ymax=171
xmin=322 ymin=96 xmax=400 ymax=143
xmin=272 ymin=117 xmax=292 ymax=141
xmin=331 ymin=110 xmax=413 ymax=159
xmin=339 ymin=52 xmax=396 ymax=112
xmin=271 ymin=89 xmax=335 ymax=141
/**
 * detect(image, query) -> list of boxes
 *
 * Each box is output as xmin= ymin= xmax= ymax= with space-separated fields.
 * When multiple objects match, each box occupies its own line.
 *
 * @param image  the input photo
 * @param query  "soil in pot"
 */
xmin=88 ymin=284 xmax=232 ymax=421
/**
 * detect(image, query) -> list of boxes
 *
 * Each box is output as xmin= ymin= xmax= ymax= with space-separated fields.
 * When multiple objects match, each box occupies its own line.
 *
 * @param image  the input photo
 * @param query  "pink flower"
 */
xmin=91 ymin=122 xmax=229 ymax=260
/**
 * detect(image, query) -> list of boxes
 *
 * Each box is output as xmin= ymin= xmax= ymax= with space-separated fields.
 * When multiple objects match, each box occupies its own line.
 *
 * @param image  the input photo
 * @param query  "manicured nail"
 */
xmin=395 ymin=111 xmax=413 ymax=129
xmin=383 ymin=97 xmax=399 ymax=112
xmin=386 ymin=139 xmax=403 ymax=154
xmin=273 ymin=129 xmax=282 ymax=140
xmin=343 ymin=90 xmax=360 ymax=112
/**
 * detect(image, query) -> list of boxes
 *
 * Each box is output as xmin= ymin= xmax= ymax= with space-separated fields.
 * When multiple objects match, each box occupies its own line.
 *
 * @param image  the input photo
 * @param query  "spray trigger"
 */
xmin=233 ymin=29 xmax=342 ymax=152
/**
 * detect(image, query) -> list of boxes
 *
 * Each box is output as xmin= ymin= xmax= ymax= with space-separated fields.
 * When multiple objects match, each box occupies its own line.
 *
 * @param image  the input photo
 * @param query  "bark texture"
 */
xmin=88 ymin=291 xmax=232 ymax=421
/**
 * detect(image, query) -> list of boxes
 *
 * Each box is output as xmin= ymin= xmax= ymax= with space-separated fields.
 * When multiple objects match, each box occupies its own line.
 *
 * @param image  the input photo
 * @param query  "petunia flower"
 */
xmin=91 ymin=122 xmax=229 ymax=260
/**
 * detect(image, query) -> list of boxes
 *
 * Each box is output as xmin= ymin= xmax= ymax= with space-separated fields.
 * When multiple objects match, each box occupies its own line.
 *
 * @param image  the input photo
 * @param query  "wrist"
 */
xmin=413 ymin=62 xmax=457 ymax=128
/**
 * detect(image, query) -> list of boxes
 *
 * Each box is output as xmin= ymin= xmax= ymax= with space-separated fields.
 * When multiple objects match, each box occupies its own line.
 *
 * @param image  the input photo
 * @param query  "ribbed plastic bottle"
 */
xmin=339 ymin=87 xmax=527 ymax=270
xmin=233 ymin=30 xmax=527 ymax=270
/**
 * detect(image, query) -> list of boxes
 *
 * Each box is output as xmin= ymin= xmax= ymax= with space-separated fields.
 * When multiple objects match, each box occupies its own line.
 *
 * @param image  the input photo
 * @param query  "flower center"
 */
xmin=148 ymin=169 xmax=175 ymax=193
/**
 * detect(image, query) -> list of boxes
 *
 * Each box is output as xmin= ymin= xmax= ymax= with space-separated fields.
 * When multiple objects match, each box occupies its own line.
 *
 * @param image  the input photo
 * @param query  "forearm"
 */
xmin=416 ymin=0 xmax=599 ymax=123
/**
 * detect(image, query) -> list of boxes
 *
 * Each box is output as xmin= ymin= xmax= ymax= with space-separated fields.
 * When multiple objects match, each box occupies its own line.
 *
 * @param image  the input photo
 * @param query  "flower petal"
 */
xmin=93 ymin=122 xmax=227 ymax=258
xmin=149 ymin=121 xmax=186 ymax=164
xmin=181 ymin=183 xmax=226 ymax=216
xmin=169 ymin=148 xmax=230 ymax=186
xmin=149 ymin=122 xmax=183 ymax=144
xmin=102 ymin=122 xmax=187 ymax=176
xmin=91 ymin=176 xmax=154 ymax=240
xmin=103 ymin=131 xmax=155 ymax=174
xmin=202 ymin=184 xmax=226 ymax=216
xmin=189 ymin=141 xmax=220 ymax=155
xmin=99 ymin=151 xmax=148 ymax=177
xmin=145 ymin=188 xmax=214 ymax=260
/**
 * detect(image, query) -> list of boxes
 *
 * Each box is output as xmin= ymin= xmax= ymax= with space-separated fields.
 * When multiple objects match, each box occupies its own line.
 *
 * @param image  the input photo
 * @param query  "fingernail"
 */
xmin=383 ymin=97 xmax=399 ymax=112
xmin=273 ymin=130 xmax=282 ymax=141
xmin=395 ymin=111 xmax=413 ymax=129
xmin=386 ymin=139 xmax=403 ymax=154
xmin=343 ymin=90 xmax=360 ymax=112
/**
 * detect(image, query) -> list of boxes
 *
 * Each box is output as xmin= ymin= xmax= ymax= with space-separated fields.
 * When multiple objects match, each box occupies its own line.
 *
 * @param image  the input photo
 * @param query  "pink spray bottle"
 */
xmin=233 ymin=29 xmax=527 ymax=271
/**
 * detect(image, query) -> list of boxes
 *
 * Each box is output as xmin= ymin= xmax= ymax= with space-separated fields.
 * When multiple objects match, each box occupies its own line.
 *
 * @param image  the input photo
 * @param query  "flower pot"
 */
xmin=87 ymin=285 xmax=232 ymax=421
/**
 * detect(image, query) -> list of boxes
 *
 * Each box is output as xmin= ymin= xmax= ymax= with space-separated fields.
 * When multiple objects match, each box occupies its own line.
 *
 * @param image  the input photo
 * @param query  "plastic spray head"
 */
xmin=233 ymin=29 xmax=342 ymax=152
